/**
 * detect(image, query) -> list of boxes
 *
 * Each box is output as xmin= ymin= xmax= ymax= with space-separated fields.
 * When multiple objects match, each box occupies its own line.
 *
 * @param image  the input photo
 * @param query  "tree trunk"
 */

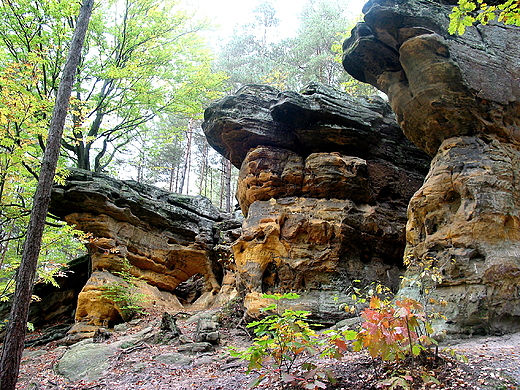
xmin=224 ymin=157 xmax=232 ymax=213
xmin=197 ymin=137 xmax=209 ymax=196
xmin=178 ymin=121 xmax=193 ymax=195
xmin=0 ymin=1 xmax=93 ymax=388
xmin=219 ymin=156 xmax=225 ymax=210
xmin=169 ymin=165 xmax=175 ymax=192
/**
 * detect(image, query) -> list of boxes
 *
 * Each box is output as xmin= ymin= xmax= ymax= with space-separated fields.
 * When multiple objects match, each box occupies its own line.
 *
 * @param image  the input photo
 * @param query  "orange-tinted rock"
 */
xmin=50 ymin=169 xmax=232 ymax=326
xmin=343 ymin=1 xmax=520 ymax=157
xmin=74 ymin=271 xmax=184 ymax=326
xmin=233 ymin=197 xmax=410 ymax=323
xmin=237 ymin=146 xmax=425 ymax=216
xmin=204 ymin=84 xmax=429 ymax=324
xmin=302 ymin=153 xmax=371 ymax=203
xmin=403 ymin=136 xmax=520 ymax=333
xmin=237 ymin=147 xmax=304 ymax=215
xmin=343 ymin=0 xmax=520 ymax=333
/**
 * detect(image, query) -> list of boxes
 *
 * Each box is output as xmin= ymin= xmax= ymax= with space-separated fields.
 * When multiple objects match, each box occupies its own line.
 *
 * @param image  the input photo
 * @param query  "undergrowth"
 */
xmin=230 ymin=255 xmax=468 ymax=389
xmin=101 ymin=257 xmax=148 ymax=321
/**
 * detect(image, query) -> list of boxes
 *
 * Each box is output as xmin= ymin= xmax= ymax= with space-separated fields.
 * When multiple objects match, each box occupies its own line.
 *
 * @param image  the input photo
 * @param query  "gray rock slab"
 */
xmin=55 ymin=340 xmax=121 ymax=382
xmin=153 ymin=352 xmax=193 ymax=366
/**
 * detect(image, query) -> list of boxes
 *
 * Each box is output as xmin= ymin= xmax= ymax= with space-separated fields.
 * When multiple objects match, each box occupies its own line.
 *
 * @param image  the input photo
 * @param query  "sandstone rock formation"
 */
xmin=49 ymin=170 xmax=239 ymax=327
xmin=203 ymin=83 xmax=430 ymax=323
xmin=343 ymin=0 xmax=520 ymax=334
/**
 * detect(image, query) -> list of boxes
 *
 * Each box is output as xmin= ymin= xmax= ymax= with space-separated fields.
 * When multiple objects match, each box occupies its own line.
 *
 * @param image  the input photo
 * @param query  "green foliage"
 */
xmin=449 ymin=0 xmax=520 ymax=35
xmin=217 ymin=0 xmax=376 ymax=94
xmin=65 ymin=0 xmax=227 ymax=171
xmin=101 ymin=258 xmax=148 ymax=321
xmin=228 ymin=283 xmax=464 ymax=389
xmin=402 ymin=254 xmax=449 ymax=318
xmin=230 ymin=293 xmax=336 ymax=390
xmin=0 ymin=59 xmax=86 ymax=301
xmin=0 ymin=0 xmax=227 ymax=173
xmin=342 ymin=280 xmax=393 ymax=316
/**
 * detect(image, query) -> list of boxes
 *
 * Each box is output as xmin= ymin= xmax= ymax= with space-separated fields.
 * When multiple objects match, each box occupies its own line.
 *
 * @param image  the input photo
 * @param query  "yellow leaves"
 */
xmin=261 ymin=68 xmax=288 ymax=89
xmin=449 ymin=0 xmax=520 ymax=34
xmin=54 ymin=166 xmax=71 ymax=185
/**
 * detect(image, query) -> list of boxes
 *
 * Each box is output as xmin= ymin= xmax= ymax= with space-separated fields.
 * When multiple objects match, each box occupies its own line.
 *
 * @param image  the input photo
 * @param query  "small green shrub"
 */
xmin=230 ymin=293 xmax=336 ymax=390
xmin=101 ymin=258 xmax=148 ymax=321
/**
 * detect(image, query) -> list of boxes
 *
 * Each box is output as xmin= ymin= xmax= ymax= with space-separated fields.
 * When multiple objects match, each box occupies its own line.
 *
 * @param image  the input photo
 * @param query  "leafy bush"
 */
xmin=101 ymin=257 xmax=148 ymax=321
xmin=331 ymin=256 xmax=467 ymax=389
xmin=352 ymin=296 xmax=436 ymax=362
xmin=230 ymin=293 xmax=336 ymax=390
xmin=230 ymin=256 xmax=466 ymax=390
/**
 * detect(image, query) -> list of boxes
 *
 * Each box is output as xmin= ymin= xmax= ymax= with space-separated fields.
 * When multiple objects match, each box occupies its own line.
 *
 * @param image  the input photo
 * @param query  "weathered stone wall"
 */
xmin=343 ymin=0 xmax=520 ymax=334
xmin=50 ymin=170 xmax=238 ymax=328
xmin=203 ymin=83 xmax=430 ymax=323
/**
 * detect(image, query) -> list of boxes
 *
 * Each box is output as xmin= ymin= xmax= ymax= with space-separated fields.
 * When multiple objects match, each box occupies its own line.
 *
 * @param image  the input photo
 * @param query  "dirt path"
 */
xmin=446 ymin=332 xmax=520 ymax=387
xmin=14 ymin=315 xmax=520 ymax=390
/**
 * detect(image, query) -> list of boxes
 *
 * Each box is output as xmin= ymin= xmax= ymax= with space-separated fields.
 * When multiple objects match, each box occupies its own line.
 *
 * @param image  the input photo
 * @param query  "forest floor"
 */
xmin=14 ymin=308 xmax=520 ymax=390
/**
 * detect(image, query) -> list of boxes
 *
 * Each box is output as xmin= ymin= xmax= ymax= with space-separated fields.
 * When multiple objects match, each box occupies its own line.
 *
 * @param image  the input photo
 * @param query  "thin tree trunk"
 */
xmin=198 ymin=137 xmax=209 ymax=196
xmin=169 ymin=165 xmax=175 ymax=192
xmin=173 ymin=137 xmax=181 ymax=192
xmin=209 ymin=167 xmax=214 ymax=203
xmin=184 ymin=120 xmax=193 ymax=195
xmin=0 ymin=1 xmax=93 ymax=388
xmin=224 ymin=157 xmax=232 ymax=213
xmin=178 ymin=122 xmax=193 ymax=195
xmin=219 ymin=156 xmax=225 ymax=209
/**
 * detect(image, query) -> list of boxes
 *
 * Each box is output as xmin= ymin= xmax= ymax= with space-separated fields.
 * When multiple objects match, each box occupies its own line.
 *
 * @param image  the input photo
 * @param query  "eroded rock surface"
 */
xmin=343 ymin=0 xmax=520 ymax=333
xmin=204 ymin=83 xmax=429 ymax=171
xmin=50 ymin=170 xmax=232 ymax=327
xmin=203 ymin=84 xmax=429 ymax=323
xmin=343 ymin=0 xmax=520 ymax=157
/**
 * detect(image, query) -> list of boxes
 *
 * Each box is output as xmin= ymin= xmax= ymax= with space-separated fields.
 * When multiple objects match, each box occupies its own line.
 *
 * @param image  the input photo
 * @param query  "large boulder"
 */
xmin=343 ymin=0 xmax=520 ymax=334
xmin=50 ymin=170 xmax=228 ymax=326
xmin=342 ymin=0 xmax=520 ymax=157
xmin=203 ymin=84 xmax=429 ymax=323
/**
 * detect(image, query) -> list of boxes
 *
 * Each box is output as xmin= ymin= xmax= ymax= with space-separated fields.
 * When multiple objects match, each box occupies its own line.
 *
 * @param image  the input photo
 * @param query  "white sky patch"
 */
xmin=187 ymin=0 xmax=367 ymax=41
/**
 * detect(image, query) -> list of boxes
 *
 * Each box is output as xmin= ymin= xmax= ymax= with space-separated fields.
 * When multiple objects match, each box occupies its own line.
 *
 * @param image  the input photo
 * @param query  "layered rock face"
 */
xmin=50 ymin=170 xmax=236 ymax=327
xmin=343 ymin=0 xmax=520 ymax=333
xmin=203 ymin=84 xmax=430 ymax=323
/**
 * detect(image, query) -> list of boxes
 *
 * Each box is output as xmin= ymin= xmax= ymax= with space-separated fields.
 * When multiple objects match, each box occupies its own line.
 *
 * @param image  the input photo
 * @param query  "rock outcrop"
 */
xmin=49 ymin=170 xmax=238 ymax=327
xmin=343 ymin=0 xmax=520 ymax=334
xmin=203 ymin=83 xmax=430 ymax=323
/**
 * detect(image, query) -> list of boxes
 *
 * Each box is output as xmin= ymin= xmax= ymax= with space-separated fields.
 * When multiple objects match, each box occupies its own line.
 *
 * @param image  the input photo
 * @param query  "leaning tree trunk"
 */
xmin=0 ymin=1 xmax=94 ymax=389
